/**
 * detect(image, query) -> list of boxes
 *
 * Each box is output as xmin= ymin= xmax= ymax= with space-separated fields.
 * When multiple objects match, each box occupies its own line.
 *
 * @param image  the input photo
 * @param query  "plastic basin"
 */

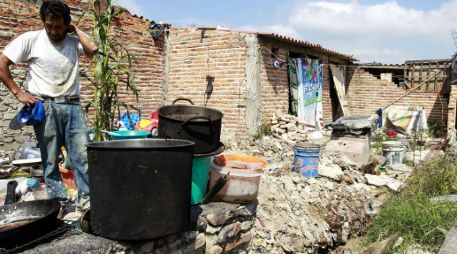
xmin=109 ymin=130 xmax=151 ymax=140
xmin=209 ymin=154 xmax=267 ymax=203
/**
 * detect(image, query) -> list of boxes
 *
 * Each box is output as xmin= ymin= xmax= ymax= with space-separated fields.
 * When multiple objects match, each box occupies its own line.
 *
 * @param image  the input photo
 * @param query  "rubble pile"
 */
xmin=223 ymin=135 xmax=413 ymax=253
xmin=270 ymin=113 xmax=309 ymax=145
xmin=24 ymin=203 xmax=257 ymax=253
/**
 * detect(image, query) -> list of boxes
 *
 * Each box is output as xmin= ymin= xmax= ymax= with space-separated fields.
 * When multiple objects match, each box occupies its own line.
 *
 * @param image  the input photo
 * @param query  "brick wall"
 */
xmin=347 ymin=68 xmax=449 ymax=126
xmin=166 ymin=27 xmax=249 ymax=136
xmin=257 ymin=39 xmax=347 ymax=127
xmin=259 ymin=47 xmax=289 ymax=124
xmin=0 ymin=0 xmax=164 ymax=151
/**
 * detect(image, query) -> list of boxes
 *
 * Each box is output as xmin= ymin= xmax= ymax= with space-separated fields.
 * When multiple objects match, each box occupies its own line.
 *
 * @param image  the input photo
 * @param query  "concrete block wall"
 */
xmin=166 ymin=27 xmax=249 ymax=136
xmin=0 ymin=0 xmax=164 ymax=151
xmin=347 ymin=68 xmax=449 ymax=126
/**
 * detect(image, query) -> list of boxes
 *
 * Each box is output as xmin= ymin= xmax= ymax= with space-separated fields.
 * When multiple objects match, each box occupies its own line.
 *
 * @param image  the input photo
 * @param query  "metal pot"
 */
xmin=158 ymin=98 xmax=223 ymax=154
xmin=87 ymin=139 xmax=195 ymax=240
xmin=0 ymin=200 xmax=62 ymax=249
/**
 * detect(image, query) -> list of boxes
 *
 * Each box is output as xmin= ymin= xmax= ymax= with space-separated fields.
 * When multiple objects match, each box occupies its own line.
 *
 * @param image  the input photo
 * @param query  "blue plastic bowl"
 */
xmin=109 ymin=130 xmax=151 ymax=140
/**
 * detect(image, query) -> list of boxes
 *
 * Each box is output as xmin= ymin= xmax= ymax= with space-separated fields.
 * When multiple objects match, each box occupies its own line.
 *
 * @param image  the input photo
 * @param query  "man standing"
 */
xmin=0 ymin=0 xmax=98 ymax=211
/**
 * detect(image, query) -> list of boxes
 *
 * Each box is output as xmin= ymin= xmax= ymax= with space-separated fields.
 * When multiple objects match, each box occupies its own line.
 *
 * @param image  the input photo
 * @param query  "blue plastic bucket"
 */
xmin=293 ymin=145 xmax=320 ymax=177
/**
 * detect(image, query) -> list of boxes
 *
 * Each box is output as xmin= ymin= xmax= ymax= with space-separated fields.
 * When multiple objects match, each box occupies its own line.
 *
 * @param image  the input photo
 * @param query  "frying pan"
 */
xmin=0 ymin=199 xmax=61 ymax=249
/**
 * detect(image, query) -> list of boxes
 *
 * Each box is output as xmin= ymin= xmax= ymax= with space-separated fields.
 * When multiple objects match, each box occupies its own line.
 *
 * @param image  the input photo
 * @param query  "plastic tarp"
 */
xmin=293 ymin=57 xmax=323 ymax=131
xmin=385 ymin=106 xmax=428 ymax=134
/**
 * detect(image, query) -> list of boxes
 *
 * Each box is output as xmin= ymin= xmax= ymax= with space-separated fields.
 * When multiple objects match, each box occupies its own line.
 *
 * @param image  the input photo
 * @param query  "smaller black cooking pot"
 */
xmin=158 ymin=98 xmax=223 ymax=154
xmin=0 ymin=200 xmax=61 ymax=249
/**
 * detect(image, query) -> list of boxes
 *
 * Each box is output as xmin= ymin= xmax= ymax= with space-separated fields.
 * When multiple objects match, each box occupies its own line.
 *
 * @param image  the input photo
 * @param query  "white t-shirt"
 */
xmin=3 ymin=29 xmax=85 ymax=97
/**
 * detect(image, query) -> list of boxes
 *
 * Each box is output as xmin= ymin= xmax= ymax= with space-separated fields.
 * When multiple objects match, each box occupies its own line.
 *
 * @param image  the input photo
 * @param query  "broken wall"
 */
xmin=165 ymin=27 xmax=250 ymax=136
xmin=347 ymin=68 xmax=449 ymax=127
xmin=0 ymin=0 xmax=164 ymax=151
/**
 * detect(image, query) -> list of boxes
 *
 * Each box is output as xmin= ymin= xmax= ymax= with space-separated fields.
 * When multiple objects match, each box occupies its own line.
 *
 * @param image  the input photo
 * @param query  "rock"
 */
xmin=206 ymin=225 xmax=221 ymax=235
xmin=364 ymin=174 xmax=387 ymax=187
xmin=318 ymin=164 xmax=344 ymax=181
xmin=224 ymin=232 xmax=253 ymax=252
xmin=430 ymin=195 xmax=457 ymax=203
xmin=287 ymin=124 xmax=297 ymax=132
xmin=207 ymin=245 xmax=223 ymax=254
xmin=205 ymin=234 xmax=218 ymax=251
xmin=360 ymin=232 xmax=400 ymax=254
xmin=439 ymin=226 xmax=457 ymax=254
xmin=217 ymin=222 xmax=242 ymax=244
xmin=241 ymin=220 xmax=254 ymax=232
xmin=386 ymin=179 xmax=403 ymax=192
xmin=275 ymin=128 xmax=286 ymax=134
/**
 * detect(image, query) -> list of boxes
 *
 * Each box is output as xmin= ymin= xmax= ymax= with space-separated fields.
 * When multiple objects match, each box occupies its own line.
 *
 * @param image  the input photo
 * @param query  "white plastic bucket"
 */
xmin=382 ymin=141 xmax=404 ymax=165
xmin=209 ymin=154 xmax=266 ymax=203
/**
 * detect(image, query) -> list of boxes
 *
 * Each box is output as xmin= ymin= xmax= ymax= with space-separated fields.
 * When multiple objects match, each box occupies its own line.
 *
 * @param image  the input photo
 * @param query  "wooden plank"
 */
xmin=427 ymin=61 xmax=431 ymax=91
xmin=419 ymin=61 xmax=424 ymax=91
xmin=330 ymin=65 xmax=351 ymax=116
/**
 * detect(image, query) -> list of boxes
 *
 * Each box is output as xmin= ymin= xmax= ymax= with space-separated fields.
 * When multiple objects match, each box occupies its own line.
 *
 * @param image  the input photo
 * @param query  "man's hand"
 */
xmin=67 ymin=23 xmax=76 ymax=34
xmin=15 ymin=90 xmax=38 ymax=107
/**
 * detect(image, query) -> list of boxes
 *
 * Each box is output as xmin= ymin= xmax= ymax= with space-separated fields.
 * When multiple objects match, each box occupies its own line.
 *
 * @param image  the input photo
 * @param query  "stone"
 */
xmin=3 ymin=112 xmax=16 ymax=121
xmin=205 ymin=235 xmax=218 ymax=251
xmin=224 ymin=232 xmax=253 ymax=252
xmin=364 ymin=174 xmax=387 ymax=187
xmin=359 ymin=232 xmax=400 ymax=254
xmin=430 ymin=195 xmax=457 ymax=203
xmin=386 ymin=179 xmax=403 ymax=192
xmin=323 ymin=136 xmax=370 ymax=166
xmin=318 ymin=164 xmax=344 ymax=182
xmin=240 ymin=220 xmax=254 ymax=232
xmin=206 ymin=225 xmax=221 ymax=235
xmin=287 ymin=124 xmax=297 ymax=132
xmin=217 ymin=222 xmax=242 ymax=244
xmin=281 ymin=133 xmax=288 ymax=140
xmin=439 ymin=226 xmax=457 ymax=254
xmin=275 ymin=128 xmax=286 ymax=134
xmin=207 ymin=245 xmax=223 ymax=254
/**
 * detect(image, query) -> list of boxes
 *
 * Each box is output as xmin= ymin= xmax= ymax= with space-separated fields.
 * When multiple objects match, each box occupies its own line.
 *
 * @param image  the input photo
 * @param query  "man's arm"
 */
xmin=69 ymin=24 xmax=99 ymax=58
xmin=0 ymin=54 xmax=37 ymax=107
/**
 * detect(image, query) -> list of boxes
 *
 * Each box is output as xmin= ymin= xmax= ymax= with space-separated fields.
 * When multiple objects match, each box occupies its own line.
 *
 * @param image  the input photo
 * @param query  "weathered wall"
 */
xmin=0 ymin=0 xmax=164 ymax=151
xmin=347 ymin=68 xmax=449 ymax=126
xmin=257 ymin=37 xmax=352 ymax=127
xmin=166 ymin=27 xmax=249 ymax=136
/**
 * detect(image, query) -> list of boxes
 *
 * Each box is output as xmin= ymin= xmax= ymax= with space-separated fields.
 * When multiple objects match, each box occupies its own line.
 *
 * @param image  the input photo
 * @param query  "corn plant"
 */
xmin=89 ymin=0 xmax=138 ymax=141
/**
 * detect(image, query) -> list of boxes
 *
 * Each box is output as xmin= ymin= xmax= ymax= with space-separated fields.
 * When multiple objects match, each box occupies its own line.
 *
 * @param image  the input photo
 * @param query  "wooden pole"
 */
xmin=383 ymin=70 xmax=442 ymax=110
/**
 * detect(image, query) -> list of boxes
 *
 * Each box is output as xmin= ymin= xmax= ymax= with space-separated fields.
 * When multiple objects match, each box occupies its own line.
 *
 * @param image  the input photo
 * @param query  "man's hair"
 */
xmin=40 ymin=0 xmax=71 ymax=24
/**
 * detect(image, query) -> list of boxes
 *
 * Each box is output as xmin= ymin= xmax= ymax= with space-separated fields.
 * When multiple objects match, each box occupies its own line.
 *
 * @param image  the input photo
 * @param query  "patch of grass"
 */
xmin=253 ymin=124 xmax=271 ymax=140
xmin=365 ymin=154 xmax=457 ymax=252
xmin=371 ymin=134 xmax=383 ymax=153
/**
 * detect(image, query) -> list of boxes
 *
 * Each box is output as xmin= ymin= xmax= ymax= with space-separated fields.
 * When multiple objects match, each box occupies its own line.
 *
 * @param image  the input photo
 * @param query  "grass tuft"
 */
xmin=365 ymin=154 xmax=457 ymax=252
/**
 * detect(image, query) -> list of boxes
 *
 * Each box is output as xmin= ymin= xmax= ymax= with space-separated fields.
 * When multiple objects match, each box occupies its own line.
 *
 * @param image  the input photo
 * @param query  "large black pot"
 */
xmin=87 ymin=139 xmax=195 ymax=240
xmin=158 ymin=98 xmax=223 ymax=154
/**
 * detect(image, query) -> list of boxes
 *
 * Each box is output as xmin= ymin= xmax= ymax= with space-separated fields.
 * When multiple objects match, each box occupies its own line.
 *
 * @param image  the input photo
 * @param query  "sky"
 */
xmin=115 ymin=0 xmax=457 ymax=63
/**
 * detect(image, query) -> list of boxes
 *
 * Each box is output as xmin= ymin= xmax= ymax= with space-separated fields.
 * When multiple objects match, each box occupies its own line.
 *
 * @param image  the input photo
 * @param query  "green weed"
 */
xmin=365 ymin=154 xmax=457 ymax=252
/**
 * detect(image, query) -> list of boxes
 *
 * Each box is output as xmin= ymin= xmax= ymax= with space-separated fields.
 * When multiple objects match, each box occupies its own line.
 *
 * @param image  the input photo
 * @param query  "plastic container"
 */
xmin=293 ymin=144 xmax=321 ymax=177
xmin=108 ymin=130 xmax=151 ymax=140
xmin=382 ymin=141 xmax=404 ymax=165
xmin=59 ymin=162 xmax=76 ymax=189
xmin=209 ymin=154 xmax=267 ymax=203
xmin=191 ymin=156 xmax=211 ymax=205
